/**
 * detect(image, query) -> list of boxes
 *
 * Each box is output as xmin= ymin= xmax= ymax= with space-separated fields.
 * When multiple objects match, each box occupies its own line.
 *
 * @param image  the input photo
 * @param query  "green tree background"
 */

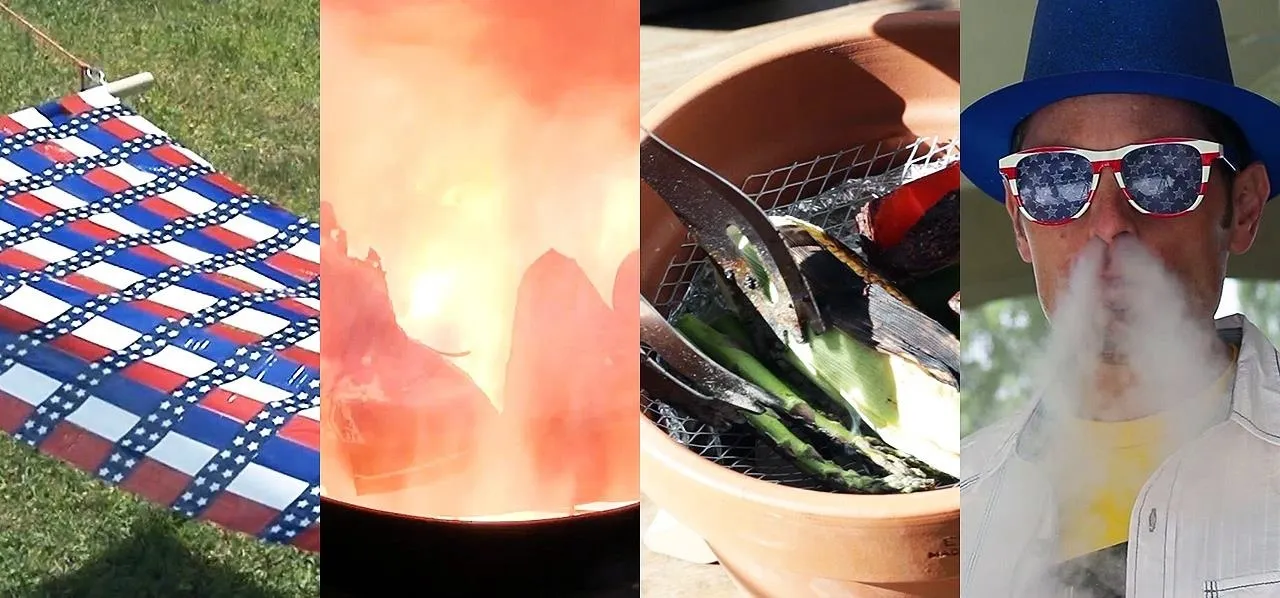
xmin=960 ymin=280 xmax=1280 ymax=438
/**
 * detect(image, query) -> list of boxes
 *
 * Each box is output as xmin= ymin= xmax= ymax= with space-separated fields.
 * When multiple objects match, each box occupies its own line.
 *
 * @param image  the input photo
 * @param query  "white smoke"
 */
xmin=995 ymin=235 xmax=1232 ymax=597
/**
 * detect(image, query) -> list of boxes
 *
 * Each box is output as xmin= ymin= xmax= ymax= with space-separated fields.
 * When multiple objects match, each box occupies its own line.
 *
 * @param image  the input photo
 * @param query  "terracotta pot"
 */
xmin=639 ymin=10 xmax=960 ymax=598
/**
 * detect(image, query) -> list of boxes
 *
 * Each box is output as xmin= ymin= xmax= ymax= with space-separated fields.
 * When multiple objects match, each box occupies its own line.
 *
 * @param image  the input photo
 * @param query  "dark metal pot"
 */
xmin=320 ymin=497 xmax=640 ymax=597
xmin=641 ymin=0 xmax=744 ymax=20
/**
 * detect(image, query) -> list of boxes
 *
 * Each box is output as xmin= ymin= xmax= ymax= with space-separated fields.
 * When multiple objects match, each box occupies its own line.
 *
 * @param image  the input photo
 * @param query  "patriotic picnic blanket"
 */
xmin=0 ymin=88 xmax=320 ymax=552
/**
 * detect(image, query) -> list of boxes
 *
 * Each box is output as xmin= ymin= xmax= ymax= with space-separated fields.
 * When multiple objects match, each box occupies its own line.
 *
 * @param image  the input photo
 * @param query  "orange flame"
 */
xmin=319 ymin=0 xmax=640 ymax=520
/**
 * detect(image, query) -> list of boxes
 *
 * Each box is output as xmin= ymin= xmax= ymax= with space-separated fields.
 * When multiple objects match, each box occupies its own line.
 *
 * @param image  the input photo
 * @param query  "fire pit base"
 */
xmin=320 ymin=498 xmax=640 ymax=597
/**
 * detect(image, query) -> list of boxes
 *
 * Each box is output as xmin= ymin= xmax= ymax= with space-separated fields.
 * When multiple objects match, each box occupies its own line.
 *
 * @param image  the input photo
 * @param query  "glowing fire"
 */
xmin=319 ymin=0 xmax=640 ymax=520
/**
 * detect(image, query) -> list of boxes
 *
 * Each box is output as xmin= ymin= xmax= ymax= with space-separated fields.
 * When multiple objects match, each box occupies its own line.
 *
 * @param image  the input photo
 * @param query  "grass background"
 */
xmin=0 ymin=0 xmax=320 ymax=596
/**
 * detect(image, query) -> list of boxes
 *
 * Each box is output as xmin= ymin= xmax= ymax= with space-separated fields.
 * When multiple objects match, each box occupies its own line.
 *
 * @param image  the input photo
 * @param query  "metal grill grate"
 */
xmin=641 ymin=135 xmax=959 ymax=492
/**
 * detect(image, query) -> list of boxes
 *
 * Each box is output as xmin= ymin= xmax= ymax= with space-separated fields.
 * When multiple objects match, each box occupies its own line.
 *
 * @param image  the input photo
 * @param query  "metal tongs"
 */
xmin=639 ymin=130 xmax=826 ymax=416
xmin=641 ymin=297 xmax=777 ymax=416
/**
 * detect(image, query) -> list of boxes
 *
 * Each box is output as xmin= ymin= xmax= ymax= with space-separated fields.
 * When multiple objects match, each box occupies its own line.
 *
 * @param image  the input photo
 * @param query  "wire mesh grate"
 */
xmin=641 ymin=135 xmax=959 ymax=492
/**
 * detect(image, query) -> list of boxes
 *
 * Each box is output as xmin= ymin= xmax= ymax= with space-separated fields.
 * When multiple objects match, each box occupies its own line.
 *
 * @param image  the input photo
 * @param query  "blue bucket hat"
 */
xmin=960 ymin=0 xmax=1280 ymax=203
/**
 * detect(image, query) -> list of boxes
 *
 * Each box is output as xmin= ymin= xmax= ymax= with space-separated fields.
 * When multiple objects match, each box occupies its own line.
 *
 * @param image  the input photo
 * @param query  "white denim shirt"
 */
xmin=961 ymin=314 xmax=1280 ymax=597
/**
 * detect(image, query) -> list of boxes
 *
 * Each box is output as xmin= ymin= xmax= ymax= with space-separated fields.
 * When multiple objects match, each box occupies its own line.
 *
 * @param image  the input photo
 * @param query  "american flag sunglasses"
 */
xmin=998 ymin=138 xmax=1237 ymax=226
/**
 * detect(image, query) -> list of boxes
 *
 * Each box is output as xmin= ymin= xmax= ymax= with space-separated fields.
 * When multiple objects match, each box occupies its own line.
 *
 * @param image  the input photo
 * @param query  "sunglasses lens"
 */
xmin=1015 ymin=152 xmax=1094 ymax=222
xmin=1120 ymin=143 xmax=1203 ymax=214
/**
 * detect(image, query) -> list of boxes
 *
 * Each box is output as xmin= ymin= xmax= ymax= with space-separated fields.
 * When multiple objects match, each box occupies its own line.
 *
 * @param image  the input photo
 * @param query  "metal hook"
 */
xmin=80 ymin=65 xmax=107 ymax=91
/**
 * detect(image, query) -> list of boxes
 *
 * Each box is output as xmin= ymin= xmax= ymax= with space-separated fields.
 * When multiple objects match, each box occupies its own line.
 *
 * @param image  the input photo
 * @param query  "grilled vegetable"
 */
xmin=869 ymin=189 xmax=960 ymax=282
xmin=857 ymin=163 xmax=961 ymax=332
xmin=899 ymin=264 xmax=960 ymax=337
xmin=724 ymin=215 xmax=960 ymax=478
xmin=674 ymin=314 xmax=941 ymax=493
xmin=708 ymin=312 xmax=858 ymax=430
xmin=856 ymin=163 xmax=961 ymax=285
xmin=640 ymin=133 xmax=961 ymax=489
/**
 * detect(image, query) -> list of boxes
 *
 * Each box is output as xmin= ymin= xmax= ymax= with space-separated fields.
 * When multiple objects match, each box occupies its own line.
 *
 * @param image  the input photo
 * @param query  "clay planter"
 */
xmin=639 ymin=11 xmax=959 ymax=598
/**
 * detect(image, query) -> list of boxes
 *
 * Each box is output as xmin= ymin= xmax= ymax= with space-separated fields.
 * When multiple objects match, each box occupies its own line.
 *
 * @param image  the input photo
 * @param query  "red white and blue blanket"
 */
xmin=0 ymin=88 xmax=320 ymax=552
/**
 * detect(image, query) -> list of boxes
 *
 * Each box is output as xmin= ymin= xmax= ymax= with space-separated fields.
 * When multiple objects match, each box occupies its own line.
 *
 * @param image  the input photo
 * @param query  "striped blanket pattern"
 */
xmin=0 ymin=88 xmax=320 ymax=551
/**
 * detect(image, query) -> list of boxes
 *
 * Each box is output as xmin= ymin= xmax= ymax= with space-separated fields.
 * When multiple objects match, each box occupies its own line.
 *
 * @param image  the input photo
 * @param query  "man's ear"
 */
xmin=1004 ymin=186 xmax=1034 ymax=263
xmin=1227 ymin=161 xmax=1270 ymax=254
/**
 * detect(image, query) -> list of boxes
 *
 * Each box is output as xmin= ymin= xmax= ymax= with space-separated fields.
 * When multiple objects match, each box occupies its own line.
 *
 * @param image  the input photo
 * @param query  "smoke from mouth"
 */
xmin=991 ymin=236 xmax=1233 ymax=596
xmin=1036 ymin=236 xmax=1227 ymax=419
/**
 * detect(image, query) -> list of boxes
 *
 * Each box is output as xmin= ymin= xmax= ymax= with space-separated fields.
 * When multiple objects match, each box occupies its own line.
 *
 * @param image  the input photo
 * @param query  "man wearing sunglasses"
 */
xmin=959 ymin=0 xmax=1280 ymax=597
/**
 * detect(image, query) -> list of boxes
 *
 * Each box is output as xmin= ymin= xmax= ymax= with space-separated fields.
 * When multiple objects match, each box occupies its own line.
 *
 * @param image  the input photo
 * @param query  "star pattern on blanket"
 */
xmin=0 ymin=87 xmax=320 ymax=552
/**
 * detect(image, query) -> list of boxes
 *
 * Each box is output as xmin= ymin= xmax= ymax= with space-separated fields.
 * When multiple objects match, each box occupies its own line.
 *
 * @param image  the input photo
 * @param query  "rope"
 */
xmin=0 ymin=0 xmax=103 ymax=88
xmin=0 ymin=1 xmax=89 ymax=68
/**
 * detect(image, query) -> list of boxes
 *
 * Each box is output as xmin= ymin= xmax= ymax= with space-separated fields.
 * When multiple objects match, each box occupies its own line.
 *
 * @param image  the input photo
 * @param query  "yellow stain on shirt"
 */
xmin=1056 ymin=345 xmax=1238 ymax=562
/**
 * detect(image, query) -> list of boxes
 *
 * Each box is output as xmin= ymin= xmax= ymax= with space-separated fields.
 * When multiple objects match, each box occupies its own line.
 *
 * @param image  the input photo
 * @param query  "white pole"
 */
xmin=97 ymin=72 xmax=155 ymax=98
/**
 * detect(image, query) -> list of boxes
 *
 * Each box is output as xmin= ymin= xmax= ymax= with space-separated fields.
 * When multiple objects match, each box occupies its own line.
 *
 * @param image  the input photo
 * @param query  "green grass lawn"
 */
xmin=0 ymin=1 xmax=319 ymax=596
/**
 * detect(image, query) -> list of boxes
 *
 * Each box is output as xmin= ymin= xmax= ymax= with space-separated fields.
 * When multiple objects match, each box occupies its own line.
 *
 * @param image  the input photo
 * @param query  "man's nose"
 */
xmin=1084 ymin=168 xmax=1137 ymax=242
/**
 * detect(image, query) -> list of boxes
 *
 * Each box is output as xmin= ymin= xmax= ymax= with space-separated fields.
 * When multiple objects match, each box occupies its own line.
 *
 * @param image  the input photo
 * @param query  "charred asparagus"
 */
xmin=675 ymin=314 xmax=943 ymax=493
